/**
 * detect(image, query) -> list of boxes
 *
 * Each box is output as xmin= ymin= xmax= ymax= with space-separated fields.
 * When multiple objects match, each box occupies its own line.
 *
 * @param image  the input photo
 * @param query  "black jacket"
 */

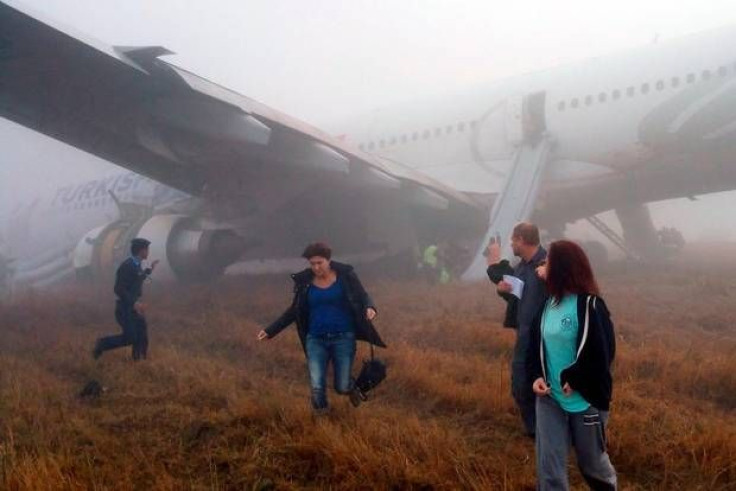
xmin=487 ymin=260 xmax=517 ymax=327
xmin=486 ymin=247 xmax=547 ymax=329
xmin=529 ymin=294 xmax=616 ymax=411
xmin=114 ymin=257 xmax=152 ymax=306
xmin=264 ymin=262 xmax=387 ymax=352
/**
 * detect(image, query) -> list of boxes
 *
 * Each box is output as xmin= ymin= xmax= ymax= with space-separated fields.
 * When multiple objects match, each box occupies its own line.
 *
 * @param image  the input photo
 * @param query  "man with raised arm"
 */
xmin=486 ymin=223 xmax=548 ymax=437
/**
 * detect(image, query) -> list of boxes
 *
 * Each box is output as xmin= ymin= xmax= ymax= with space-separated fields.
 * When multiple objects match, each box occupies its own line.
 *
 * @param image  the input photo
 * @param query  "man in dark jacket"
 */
xmin=93 ymin=238 xmax=158 ymax=361
xmin=486 ymin=223 xmax=548 ymax=437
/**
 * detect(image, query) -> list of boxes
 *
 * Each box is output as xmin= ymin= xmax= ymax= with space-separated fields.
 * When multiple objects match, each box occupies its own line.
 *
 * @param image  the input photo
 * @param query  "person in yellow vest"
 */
xmin=421 ymin=243 xmax=451 ymax=284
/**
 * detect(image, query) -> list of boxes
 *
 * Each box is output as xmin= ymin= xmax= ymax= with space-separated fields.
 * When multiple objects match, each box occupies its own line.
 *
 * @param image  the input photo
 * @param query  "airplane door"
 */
xmin=504 ymin=92 xmax=546 ymax=145
xmin=523 ymin=91 xmax=547 ymax=143
xmin=504 ymin=95 xmax=524 ymax=145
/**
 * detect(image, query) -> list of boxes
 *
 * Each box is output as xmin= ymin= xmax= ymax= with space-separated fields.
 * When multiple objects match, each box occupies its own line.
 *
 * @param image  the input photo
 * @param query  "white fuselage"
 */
xmin=4 ymin=25 xmax=736 ymax=287
xmin=1 ymin=172 xmax=188 ymax=284
xmin=337 ymin=25 xmax=736 ymax=196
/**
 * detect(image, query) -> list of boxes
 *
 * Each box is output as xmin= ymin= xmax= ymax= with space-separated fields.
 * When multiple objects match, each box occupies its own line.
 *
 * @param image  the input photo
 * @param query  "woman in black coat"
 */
xmin=257 ymin=242 xmax=385 ymax=412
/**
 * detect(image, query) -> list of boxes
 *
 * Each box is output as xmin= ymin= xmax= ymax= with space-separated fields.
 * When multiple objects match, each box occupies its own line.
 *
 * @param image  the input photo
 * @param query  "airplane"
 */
xmin=0 ymin=0 xmax=483 ymax=292
xmin=2 ymin=0 xmax=735 ymax=291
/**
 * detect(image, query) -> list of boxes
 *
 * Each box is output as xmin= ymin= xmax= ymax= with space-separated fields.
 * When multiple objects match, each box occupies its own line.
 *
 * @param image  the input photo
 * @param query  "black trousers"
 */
xmin=96 ymin=300 xmax=148 ymax=360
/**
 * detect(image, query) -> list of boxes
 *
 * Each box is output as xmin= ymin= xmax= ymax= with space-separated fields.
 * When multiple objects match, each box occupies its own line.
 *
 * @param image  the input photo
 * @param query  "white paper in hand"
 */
xmin=502 ymin=275 xmax=525 ymax=299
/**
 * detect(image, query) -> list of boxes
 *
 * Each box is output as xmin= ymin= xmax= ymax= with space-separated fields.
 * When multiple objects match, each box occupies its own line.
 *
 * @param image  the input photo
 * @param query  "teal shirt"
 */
xmin=542 ymin=294 xmax=590 ymax=413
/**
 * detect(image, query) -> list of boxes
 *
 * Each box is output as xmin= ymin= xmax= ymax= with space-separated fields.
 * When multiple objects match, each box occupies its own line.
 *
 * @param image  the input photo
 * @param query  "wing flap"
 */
xmin=0 ymin=1 xmax=482 ymax=217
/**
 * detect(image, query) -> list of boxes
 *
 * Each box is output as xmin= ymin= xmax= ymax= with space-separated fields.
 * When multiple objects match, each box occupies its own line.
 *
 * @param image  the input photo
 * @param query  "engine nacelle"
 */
xmin=73 ymin=214 xmax=245 ymax=283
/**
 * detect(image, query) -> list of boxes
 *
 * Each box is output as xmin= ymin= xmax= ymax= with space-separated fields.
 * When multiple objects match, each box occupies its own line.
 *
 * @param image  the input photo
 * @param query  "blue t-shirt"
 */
xmin=308 ymin=278 xmax=355 ymax=335
xmin=542 ymin=294 xmax=590 ymax=413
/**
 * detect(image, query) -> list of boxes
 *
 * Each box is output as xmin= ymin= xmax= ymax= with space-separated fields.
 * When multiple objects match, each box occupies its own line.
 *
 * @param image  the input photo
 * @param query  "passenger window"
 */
xmin=389 ymin=137 xmax=396 ymax=145
xmin=671 ymin=77 xmax=680 ymax=88
xmin=570 ymin=98 xmax=579 ymax=108
xmin=656 ymin=80 xmax=664 ymax=91
xmin=457 ymin=122 xmax=465 ymax=132
xmin=412 ymin=132 xmax=419 ymax=141
xmin=612 ymin=89 xmax=621 ymax=100
xmin=422 ymin=130 xmax=430 ymax=139
xmin=445 ymin=125 xmax=453 ymax=134
xmin=641 ymin=83 xmax=650 ymax=94
xmin=686 ymin=73 xmax=696 ymax=83
xmin=470 ymin=120 xmax=477 ymax=129
xmin=584 ymin=95 xmax=593 ymax=106
xmin=718 ymin=66 xmax=728 ymax=77
xmin=626 ymin=87 xmax=635 ymax=97
xmin=598 ymin=93 xmax=607 ymax=103
xmin=702 ymin=69 xmax=712 ymax=81
xmin=557 ymin=101 xmax=566 ymax=111
xmin=434 ymin=128 xmax=442 ymax=137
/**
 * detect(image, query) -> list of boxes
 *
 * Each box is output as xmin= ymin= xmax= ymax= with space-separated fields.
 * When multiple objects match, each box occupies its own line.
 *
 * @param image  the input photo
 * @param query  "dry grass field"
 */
xmin=0 ymin=243 xmax=734 ymax=490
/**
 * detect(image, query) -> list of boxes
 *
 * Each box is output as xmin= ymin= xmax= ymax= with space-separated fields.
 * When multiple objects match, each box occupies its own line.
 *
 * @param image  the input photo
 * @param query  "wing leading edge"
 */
xmin=0 ymin=1 xmax=482 ymax=222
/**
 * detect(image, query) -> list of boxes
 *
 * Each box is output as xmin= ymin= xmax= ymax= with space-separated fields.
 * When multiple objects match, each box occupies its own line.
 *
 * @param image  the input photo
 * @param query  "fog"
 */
xmin=3 ymin=0 xmax=736 ymax=242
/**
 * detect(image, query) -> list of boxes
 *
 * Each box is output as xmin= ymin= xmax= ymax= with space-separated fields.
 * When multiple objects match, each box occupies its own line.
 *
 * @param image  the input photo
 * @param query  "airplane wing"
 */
xmin=0 ymin=1 xmax=482 ymax=225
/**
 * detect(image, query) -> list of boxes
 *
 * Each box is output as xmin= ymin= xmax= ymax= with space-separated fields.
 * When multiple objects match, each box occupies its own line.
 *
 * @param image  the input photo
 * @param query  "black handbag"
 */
xmin=350 ymin=345 xmax=386 ymax=406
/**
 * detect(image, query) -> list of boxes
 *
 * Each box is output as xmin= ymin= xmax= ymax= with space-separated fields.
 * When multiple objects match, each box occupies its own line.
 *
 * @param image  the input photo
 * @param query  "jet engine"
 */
xmin=73 ymin=214 xmax=245 ymax=283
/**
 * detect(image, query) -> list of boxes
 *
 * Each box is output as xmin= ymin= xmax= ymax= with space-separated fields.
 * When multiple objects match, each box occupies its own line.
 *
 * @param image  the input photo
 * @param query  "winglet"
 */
xmin=114 ymin=45 xmax=175 ymax=73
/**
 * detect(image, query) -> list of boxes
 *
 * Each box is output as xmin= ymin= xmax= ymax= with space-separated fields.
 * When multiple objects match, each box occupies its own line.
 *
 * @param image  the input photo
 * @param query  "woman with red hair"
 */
xmin=530 ymin=240 xmax=617 ymax=490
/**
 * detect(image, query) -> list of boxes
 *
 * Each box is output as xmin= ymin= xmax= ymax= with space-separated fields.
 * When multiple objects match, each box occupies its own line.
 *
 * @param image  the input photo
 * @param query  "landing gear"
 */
xmin=584 ymin=204 xmax=685 ymax=264
xmin=657 ymin=226 xmax=686 ymax=256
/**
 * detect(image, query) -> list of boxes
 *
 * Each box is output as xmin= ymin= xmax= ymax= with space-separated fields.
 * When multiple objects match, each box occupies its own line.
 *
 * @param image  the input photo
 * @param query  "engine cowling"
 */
xmin=73 ymin=214 xmax=245 ymax=283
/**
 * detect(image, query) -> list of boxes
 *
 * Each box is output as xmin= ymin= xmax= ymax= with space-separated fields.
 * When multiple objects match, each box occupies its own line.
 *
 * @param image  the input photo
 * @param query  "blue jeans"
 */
xmin=305 ymin=331 xmax=356 ymax=410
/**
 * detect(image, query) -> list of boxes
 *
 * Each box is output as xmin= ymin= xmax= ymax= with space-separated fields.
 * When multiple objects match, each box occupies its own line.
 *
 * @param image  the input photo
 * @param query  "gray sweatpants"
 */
xmin=535 ymin=395 xmax=617 ymax=491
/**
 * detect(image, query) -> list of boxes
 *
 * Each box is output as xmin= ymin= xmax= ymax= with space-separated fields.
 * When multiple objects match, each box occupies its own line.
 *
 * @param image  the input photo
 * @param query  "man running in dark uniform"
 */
xmin=93 ymin=238 xmax=158 ymax=361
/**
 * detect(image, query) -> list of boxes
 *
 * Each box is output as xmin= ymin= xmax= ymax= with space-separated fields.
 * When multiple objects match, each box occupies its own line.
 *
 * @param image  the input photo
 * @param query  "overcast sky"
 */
xmin=3 ymin=0 xmax=736 ymax=239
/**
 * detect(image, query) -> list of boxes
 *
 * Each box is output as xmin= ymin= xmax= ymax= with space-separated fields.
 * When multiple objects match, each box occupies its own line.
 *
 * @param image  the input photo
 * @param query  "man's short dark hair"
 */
xmin=302 ymin=242 xmax=332 ymax=260
xmin=130 ymin=238 xmax=151 ymax=256
xmin=512 ymin=222 xmax=540 ymax=246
